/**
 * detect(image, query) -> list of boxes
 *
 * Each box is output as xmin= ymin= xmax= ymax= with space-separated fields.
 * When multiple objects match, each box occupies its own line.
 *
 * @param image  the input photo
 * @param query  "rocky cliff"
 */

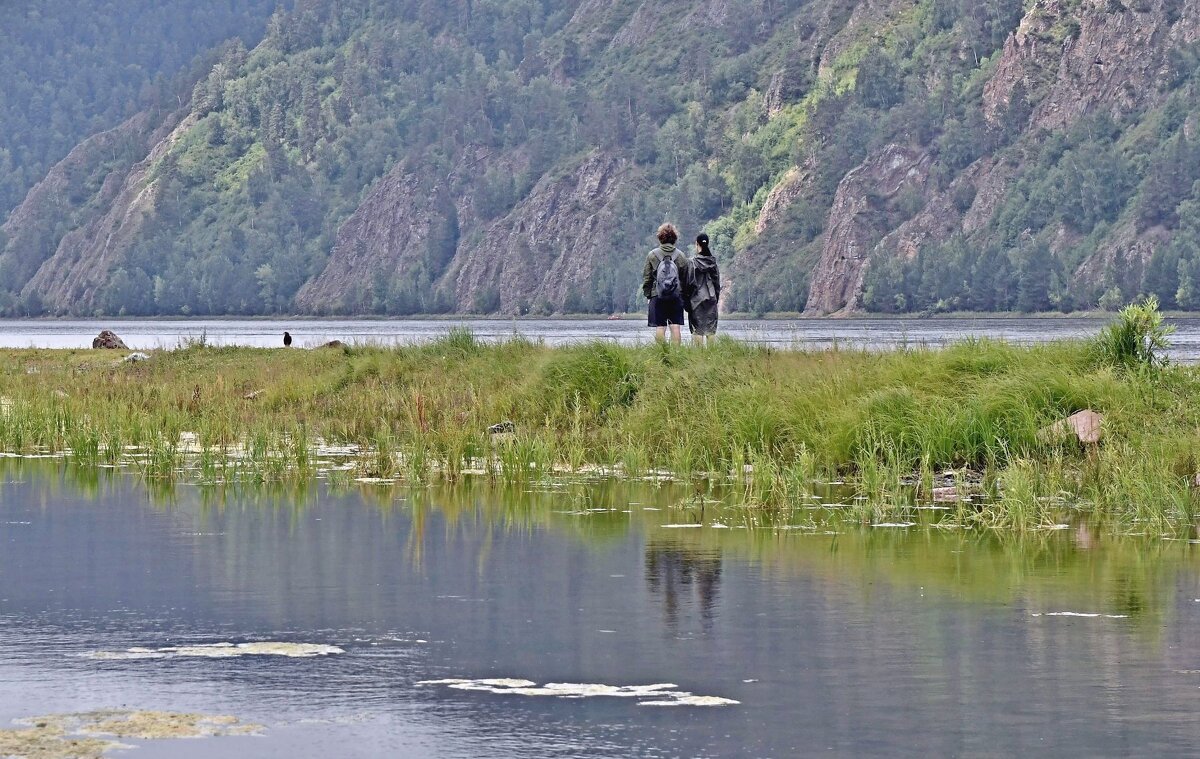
xmin=805 ymin=145 xmax=933 ymax=315
xmin=792 ymin=0 xmax=1200 ymax=314
xmin=0 ymin=111 xmax=169 ymax=300
xmin=16 ymin=112 xmax=195 ymax=312
xmin=450 ymin=152 xmax=632 ymax=313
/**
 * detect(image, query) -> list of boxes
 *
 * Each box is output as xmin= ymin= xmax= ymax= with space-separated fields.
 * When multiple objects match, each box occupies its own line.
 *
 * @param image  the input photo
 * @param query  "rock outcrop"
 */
xmin=1029 ymin=0 xmax=1200 ymax=131
xmin=754 ymin=167 xmax=809 ymax=237
xmin=296 ymin=151 xmax=629 ymax=315
xmin=794 ymin=0 xmax=1200 ymax=314
xmin=0 ymin=112 xmax=158 ymax=294
xmin=452 ymin=152 xmax=629 ymax=313
xmin=92 ymin=330 xmax=128 ymax=350
xmin=293 ymin=163 xmax=443 ymax=313
xmin=1 ymin=109 xmax=190 ymax=313
xmin=21 ymin=113 xmax=194 ymax=313
xmin=805 ymin=145 xmax=933 ymax=315
xmin=1071 ymin=218 xmax=1170 ymax=295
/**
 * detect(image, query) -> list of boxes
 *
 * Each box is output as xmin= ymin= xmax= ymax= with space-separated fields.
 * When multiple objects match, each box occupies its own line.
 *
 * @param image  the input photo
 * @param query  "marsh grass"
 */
xmin=3 ymin=332 xmax=1200 ymax=535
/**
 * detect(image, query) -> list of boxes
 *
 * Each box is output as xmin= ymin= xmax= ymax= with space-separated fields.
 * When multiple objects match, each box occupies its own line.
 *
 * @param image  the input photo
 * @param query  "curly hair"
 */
xmin=656 ymin=223 xmax=679 ymax=245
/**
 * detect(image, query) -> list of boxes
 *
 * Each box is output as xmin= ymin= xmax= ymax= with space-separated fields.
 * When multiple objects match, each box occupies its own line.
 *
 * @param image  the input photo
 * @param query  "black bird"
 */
xmin=283 ymin=331 xmax=293 ymax=347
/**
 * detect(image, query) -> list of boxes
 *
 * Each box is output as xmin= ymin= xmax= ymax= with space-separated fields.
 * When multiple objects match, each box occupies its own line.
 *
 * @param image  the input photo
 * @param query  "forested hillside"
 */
xmin=5 ymin=0 xmax=1200 ymax=317
xmin=0 ymin=0 xmax=284 ymax=222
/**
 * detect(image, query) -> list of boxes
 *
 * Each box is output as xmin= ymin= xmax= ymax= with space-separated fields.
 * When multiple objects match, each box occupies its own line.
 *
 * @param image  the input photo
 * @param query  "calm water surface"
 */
xmin=3 ymin=463 xmax=1200 ymax=756
xmin=10 ymin=316 xmax=1200 ymax=359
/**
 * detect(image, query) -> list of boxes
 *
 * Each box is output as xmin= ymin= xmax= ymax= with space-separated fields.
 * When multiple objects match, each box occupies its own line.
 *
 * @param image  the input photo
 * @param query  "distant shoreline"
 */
xmin=0 ymin=311 xmax=1144 ymax=323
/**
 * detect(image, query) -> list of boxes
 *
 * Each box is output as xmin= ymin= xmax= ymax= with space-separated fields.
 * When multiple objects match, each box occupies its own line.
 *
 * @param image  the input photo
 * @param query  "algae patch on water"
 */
xmin=1 ymin=710 xmax=262 ymax=758
xmin=0 ymin=725 xmax=120 ymax=759
xmin=417 ymin=678 xmax=739 ymax=706
xmin=79 ymin=641 xmax=345 ymax=660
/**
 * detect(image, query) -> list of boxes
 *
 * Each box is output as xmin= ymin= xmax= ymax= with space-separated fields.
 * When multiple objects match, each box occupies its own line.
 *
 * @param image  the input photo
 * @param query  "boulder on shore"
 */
xmin=1039 ymin=410 xmax=1104 ymax=446
xmin=92 ymin=330 xmax=128 ymax=350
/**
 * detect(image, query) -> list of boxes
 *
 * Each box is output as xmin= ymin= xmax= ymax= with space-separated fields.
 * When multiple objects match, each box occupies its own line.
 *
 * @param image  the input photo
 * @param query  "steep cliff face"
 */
xmin=294 ymin=151 xmax=631 ymax=315
xmin=17 ymin=113 xmax=195 ymax=312
xmin=793 ymin=0 xmax=1200 ymax=313
xmin=451 ymin=152 xmax=630 ymax=312
xmin=293 ymin=164 xmax=445 ymax=313
xmin=1032 ymin=0 xmax=1199 ymax=131
xmin=805 ymin=145 xmax=933 ymax=315
xmin=0 ymin=113 xmax=156 ymax=293
xmin=0 ymin=109 xmax=194 ymax=312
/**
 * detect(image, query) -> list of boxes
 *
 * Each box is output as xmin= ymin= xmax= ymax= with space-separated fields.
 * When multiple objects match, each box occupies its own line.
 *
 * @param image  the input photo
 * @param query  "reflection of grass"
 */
xmin=3 ymin=335 xmax=1200 ymax=534
xmin=10 ymin=456 xmax=1187 ymax=629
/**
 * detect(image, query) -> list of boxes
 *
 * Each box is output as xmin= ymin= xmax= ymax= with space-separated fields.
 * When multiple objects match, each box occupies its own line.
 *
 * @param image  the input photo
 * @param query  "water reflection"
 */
xmin=645 ymin=541 xmax=722 ymax=635
xmin=1 ymin=457 xmax=1193 ymax=628
xmin=4 ymin=460 xmax=1200 ymax=757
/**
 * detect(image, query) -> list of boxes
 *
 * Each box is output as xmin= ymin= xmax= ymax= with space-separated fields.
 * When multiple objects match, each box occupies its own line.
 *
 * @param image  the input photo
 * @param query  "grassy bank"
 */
xmin=1 ymin=305 xmax=1198 ymax=534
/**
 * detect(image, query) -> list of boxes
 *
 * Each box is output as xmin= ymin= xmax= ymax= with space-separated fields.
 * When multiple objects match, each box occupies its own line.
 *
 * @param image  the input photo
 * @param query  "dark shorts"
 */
xmin=648 ymin=296 xmax=686 ymax=327
xmin=688 ymin=299 xmax=719 ymax=336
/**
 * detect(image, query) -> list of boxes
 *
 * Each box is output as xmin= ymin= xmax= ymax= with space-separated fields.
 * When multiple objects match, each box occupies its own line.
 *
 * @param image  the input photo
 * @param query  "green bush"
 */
xmin=1092 ymin=296 xmax=1175 ymax=370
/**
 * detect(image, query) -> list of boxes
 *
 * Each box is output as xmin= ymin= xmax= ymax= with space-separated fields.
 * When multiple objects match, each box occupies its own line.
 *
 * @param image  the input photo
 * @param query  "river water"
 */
xmin=3 ymin=462 xmax=1200 ymax=757
xmin=7 ymin=316 xmax=1200 ymax=361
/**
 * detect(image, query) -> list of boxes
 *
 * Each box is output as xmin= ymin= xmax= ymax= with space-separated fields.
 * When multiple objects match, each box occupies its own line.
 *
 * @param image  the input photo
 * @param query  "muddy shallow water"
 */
xmin=3 ymin=462 xmax=1200 ymax=757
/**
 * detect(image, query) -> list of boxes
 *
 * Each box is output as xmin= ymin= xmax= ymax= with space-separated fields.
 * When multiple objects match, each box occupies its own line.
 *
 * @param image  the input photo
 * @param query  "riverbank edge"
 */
xmin=0 ymin=310 xmax=1141 ymax=324
xmin=0 ymin=320 xmax=1196 ymax=536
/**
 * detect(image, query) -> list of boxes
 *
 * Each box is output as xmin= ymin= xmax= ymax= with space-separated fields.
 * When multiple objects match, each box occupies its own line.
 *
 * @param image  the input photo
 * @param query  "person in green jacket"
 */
xmin=642 ymin=223 xmax=690 ymax=345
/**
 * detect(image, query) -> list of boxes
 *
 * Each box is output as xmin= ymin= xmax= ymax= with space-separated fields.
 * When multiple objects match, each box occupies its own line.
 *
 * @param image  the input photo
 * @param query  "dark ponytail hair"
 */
xmin=696 ymin=233 xmax=712 ymax=257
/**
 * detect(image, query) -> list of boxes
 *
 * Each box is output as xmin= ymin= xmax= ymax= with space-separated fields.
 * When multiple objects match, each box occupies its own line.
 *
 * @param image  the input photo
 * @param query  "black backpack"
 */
xmin=654 ymin=250 xmax=681 ymax=299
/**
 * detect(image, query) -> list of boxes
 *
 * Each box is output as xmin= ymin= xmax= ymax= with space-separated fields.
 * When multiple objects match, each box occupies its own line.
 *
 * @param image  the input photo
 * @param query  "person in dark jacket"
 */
xmin=686 ymin=233 xmax=721 ymax=347
xmin=642 ymin=223 xmax=691 ymax=345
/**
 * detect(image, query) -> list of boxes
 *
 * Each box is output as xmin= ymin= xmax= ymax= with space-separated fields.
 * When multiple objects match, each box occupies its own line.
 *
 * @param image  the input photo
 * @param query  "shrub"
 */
xmin=1091 ymin=296 xmax=1175 ymax=370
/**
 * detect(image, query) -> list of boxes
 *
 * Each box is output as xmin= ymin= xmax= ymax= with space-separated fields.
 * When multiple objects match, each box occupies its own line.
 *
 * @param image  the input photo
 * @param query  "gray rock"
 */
xmin=1039 ymin=410 xmax=1104 ymax=446
xmin=92 ymin=330 xmax=128 ymax=350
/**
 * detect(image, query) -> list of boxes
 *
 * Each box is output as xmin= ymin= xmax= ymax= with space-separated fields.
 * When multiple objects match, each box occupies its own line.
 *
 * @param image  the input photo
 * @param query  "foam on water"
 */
xmin=1030 ymin=612 xmax=1129 ymax=619
xmin=79 ymin=642 xmax=345 ymax=660
xmin=417 ymin=678 xmax=738 ymax=706
xmin=639 ymin=696 xmax=741 ymax=707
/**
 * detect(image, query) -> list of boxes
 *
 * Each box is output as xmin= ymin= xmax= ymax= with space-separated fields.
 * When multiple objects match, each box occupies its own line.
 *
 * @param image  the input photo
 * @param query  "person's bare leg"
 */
xmin=656 ymin=326 xmax=667 ymax=342
xmin=692 ymin=334 xmax=704 ymax=347
xmin=670 ymin=325 xmax=682 ymax=346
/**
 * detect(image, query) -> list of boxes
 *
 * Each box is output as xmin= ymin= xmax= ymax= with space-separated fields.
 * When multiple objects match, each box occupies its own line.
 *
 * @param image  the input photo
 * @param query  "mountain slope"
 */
xmin=8 ymin=0 xmax=1200 ymax=316
xmin=0 ymin=0 xmax=283 ymax=223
